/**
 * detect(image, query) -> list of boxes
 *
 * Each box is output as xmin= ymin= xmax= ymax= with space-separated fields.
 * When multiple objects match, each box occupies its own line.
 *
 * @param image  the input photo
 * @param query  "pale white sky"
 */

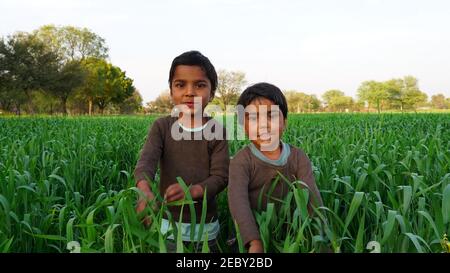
xmin=1 ymin=0 xmax=449 ymax=103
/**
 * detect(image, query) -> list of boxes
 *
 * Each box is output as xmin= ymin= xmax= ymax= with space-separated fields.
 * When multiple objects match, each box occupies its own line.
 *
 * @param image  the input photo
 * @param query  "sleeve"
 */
xmin=297 ymin=150 xmax=323 ymax=214
xmin=228 ymin=154 xmax=261 ymax=248
xmin=133 ymin=118 xmax=164 ymax=184
xmin=197 ymin=137 xmax=229 ymax=199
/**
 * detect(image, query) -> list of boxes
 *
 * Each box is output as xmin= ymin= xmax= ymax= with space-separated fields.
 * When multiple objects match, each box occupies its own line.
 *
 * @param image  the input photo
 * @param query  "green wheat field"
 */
xmin=0 ymin=113 xmax=449 ymax=253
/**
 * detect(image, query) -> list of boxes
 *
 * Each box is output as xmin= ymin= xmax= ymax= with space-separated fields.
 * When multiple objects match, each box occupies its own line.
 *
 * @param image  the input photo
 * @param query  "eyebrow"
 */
xmin=173 ymin=79 xmax=207 ymax=83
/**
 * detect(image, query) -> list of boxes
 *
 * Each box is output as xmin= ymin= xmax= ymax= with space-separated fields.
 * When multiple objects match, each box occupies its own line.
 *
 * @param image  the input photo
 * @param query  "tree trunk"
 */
xmin=97 ymin=100 xmax=107 ymax=115
xmin=15 ymin=103 xmax=21 ymax=116
xmin=88 ymin=99 xmax=93 ymax=116
xmin=62 ymin=97 xmax=68 ymax=116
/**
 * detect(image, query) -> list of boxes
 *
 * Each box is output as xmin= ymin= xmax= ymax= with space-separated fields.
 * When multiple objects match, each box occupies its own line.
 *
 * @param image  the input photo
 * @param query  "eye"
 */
xmin=197 ymin=82 xmax=207 ymax=88
xmin=174 ymin=82 xmax=184 ymax=88
xmin=248 ymin=114 xmax=258 ymax=122
xmin=270 ymin=112 xmax=279 ymax=119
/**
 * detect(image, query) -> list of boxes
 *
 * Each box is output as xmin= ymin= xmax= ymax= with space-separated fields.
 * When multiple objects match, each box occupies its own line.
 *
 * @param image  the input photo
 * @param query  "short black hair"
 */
xmin=237 ymin=82 xmax=288 ymax=118
xmin=168 ymin=50 xmax=218 ymax=97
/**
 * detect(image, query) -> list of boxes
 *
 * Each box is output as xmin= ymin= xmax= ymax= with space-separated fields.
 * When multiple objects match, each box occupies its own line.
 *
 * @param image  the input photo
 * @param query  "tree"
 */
xmin=0 ymin=87 xmax=20 ymax=113
xmin=146 ymin=90 xmax=173 ymax=114
xmin=400 ymin=76 xmax=427 ymax=111
xmin=30 ymin=90 xmax=61 ymax=114
xmin=34 ymin=25 xmax=108 ymax=62
xmin=213 ymin=70 xmax=246 ymax=111
xmin=284 ymin=90 xmax=321 ymax=113
xmin=385 ymin=78 xmax=404 ymax=110
xmin=357 ymin=81 xmax=389 ymax=113
xmin=49 ymin=60 xmax=87 ymax=114
xmin=0 ymin=32 xmax=60 ymax=114
xmin=79 ymin=58 xmax=135 ymax=114
xmin=94 ymin=64 xmax=134 ymax=113
xmin=32 ymin=25 xmax=110 ymax=114
xmin=118 ymin=90 xmax=143 ymax=114
xmin=354 ymin=76 xmax=429 ymax=113
xmin=322 ymin=89 xmax=354 ymax=112
xmin=403 ymin=90 xmax=427 ymax=112
xmin=431 ymin=94 xmax=447 ymax=109
xmin=78 ymin=58 xmax=104 ymax=115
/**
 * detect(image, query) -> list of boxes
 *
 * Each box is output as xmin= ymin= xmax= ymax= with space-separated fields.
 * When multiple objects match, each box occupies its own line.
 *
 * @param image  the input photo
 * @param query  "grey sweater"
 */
xmin=228 ymin=144 xmax=323 ymax=247
xmin=134 ymin=116 xmax=229 ymax=223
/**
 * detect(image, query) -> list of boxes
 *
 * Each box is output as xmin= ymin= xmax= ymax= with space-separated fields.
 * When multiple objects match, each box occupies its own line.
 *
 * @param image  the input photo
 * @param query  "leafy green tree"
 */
xmin=430 ymin=94 xmax=447 ymax=109
xmin=49 ymin=60 xmax=87 ymax=114
xmin=212 ymin=70 xmax=246 ymax=111
xmin=34 ymin=25 xmax=108 ymax=62
xmin=401 ymin=76 xmax=427 ymax=111
xmin=32 ymin=25 xmax=109 ymax=114
xmin=78 ymin=58 xmax=134 ymax=114
xmin=118 ymin=90 xmax=143 ymax=114
xmin=94 ymin=64 xmax=134 ymax=113
xmin=384 ymin=78 xmax=404 ymax=110
xmin=0 ymin=32 xmax=60 ymax=114
xmin=323 ymin=89 xmax=354 ymax=112
xmin=357 ymin=81 xmax=389 ymax=113
xmin=284 ymin=90 xmax=321 ymax=113
xmin=30 ymin=90 xmax=61 ymax=114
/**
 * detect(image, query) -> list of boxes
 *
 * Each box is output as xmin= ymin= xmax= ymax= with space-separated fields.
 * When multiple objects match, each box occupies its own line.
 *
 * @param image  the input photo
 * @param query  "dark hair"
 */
xmin=237 ymin=82 xmax=288 ymax=118
xmin=168 ymin=50 xmax=218 ymax=97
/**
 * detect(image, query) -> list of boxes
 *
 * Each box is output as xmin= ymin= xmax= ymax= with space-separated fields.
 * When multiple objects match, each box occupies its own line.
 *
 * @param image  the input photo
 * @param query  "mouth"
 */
xmin=257 ymin=132 xmax=272 ymax=140
xmin=183 ymin=102 xmax=195 ymax=109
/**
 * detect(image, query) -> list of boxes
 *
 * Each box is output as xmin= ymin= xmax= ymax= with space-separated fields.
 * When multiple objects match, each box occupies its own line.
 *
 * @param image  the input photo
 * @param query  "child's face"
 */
xmin=170 ymin=65 xmax=212 ymax=116
xmin=244 ymin=97 xmax=286 ymax=151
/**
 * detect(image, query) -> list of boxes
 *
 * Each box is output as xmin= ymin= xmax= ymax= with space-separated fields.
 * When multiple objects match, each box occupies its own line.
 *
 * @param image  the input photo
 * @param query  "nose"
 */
xmin=258 ymin=119 xmax=269 ymax=134
xmin=185 ymin=84 xmax=195 ymax=96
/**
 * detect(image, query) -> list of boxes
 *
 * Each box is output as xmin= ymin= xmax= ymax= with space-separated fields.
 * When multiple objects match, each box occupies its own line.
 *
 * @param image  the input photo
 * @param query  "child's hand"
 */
xmin=165 ymin=184 xmax=185 ymax=202
xmin=165 ymin=184 xmax=204 ymax=202
xmin=248 ymin=240 xmax=264 ymax=253
xmin=136 ymin=180 xmax=156 ymax=227
xmin=136 ymin=198 xmax=152 ymax=227
xmin=189 ymin=184 xmax=204 ymax=200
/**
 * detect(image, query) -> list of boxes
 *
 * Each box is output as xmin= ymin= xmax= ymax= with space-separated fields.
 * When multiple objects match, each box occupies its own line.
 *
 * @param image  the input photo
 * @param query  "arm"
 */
xmin=228 ymin=155 xmax=262 ymax=252
xmin=297 ymin=151 xmax=323 ymax=215
xmin=134 ymin=119 xmax=164 ymax=185
xmin=197 ymin=138 xmax=229 ymax=199
xmin=133 ymin=119 xmax=164 ymax=225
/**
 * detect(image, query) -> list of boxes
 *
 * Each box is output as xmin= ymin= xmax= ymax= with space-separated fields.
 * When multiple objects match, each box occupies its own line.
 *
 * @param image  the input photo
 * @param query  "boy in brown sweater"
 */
xmin=228 ymin=82 xmax=323 ymax=253
xmin=134 ymin=51 xmax=229 ymax=251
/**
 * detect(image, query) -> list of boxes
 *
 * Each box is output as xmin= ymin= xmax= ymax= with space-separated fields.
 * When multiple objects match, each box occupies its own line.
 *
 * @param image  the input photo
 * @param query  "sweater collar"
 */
xmin=178 ymin=121 xmax=208 ymax=132
xmin=249 ymin=141 xmax=291 ymax=167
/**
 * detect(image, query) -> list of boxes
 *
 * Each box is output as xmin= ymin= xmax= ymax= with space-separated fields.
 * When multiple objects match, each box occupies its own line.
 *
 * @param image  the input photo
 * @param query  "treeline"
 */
xmin=0 ymin=25 xmax=142 ymax=115
xmin=146 ymin=72 xmax=449 ymax=114
xmin=2 ymin=25 xmax=448 ymax=116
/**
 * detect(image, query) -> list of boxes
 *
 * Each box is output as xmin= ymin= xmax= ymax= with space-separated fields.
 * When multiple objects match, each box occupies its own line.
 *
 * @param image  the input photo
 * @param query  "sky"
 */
xmin=1 ymin=0 xmax=450 ymax=103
